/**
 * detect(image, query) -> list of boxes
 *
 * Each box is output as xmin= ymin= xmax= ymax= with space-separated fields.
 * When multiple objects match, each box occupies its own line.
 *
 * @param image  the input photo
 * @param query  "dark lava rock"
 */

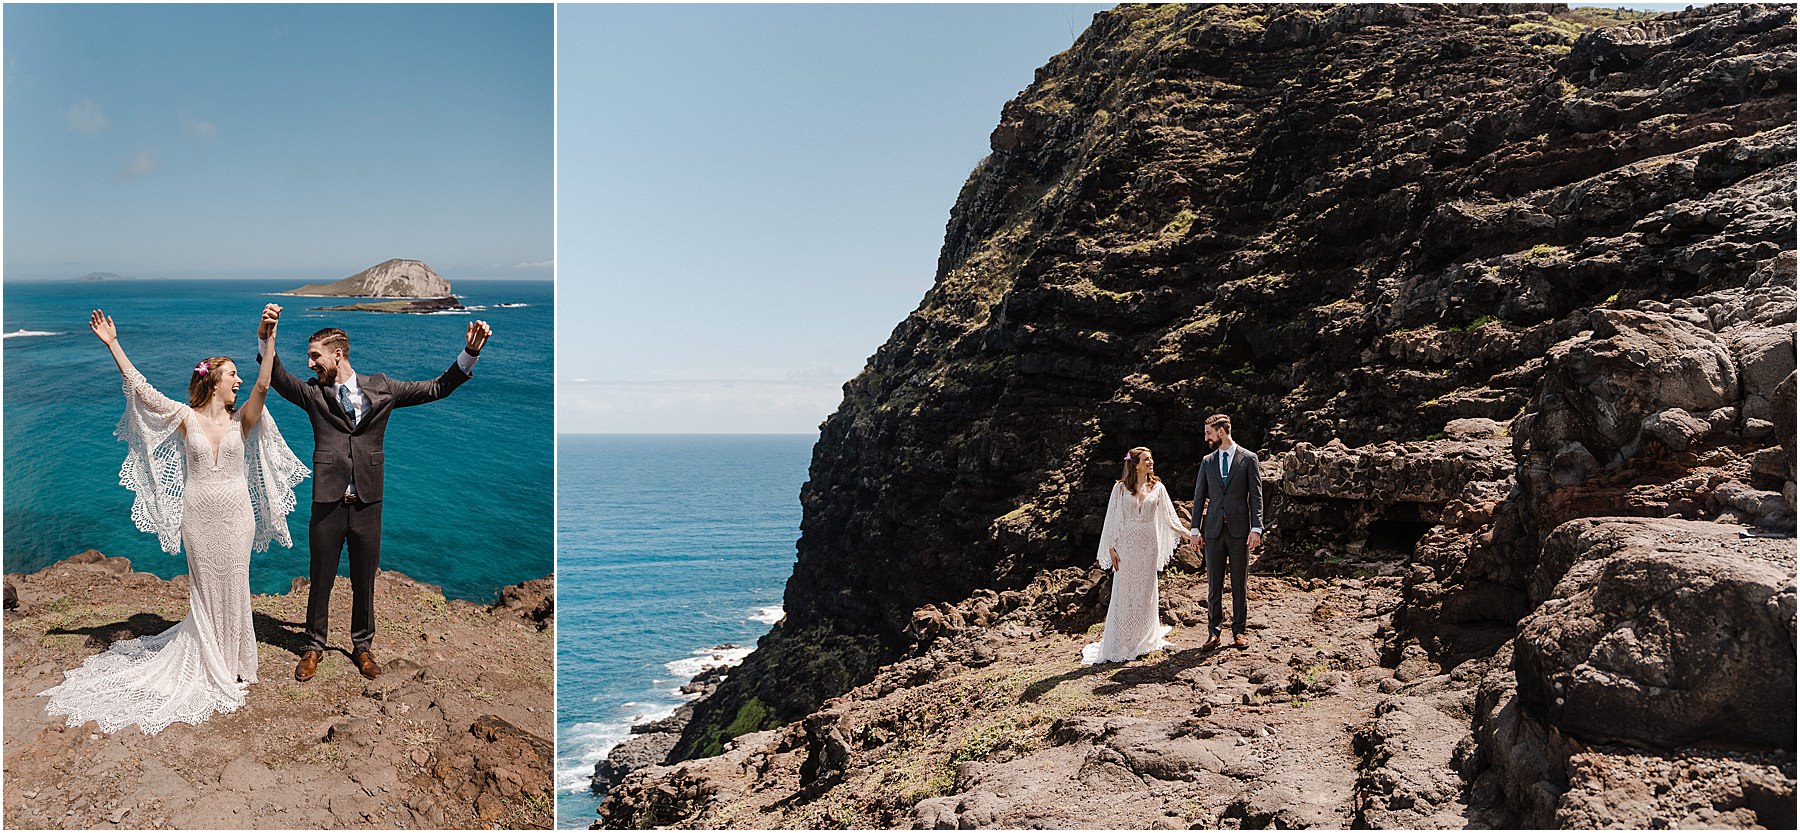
xmin=1517 ymin=517 xmax=1796 ymax=750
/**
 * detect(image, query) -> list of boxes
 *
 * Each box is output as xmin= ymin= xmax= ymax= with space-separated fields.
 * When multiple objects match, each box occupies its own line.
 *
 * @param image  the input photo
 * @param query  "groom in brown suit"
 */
xmin=1191 ymin=413 xmax=1264 ymax=650
xmin=257 ymin=304 xmax=491 ymax=681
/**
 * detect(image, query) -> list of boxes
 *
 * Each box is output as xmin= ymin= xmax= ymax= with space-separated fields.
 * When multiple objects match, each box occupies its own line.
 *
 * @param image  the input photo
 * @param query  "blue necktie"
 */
xmin=338 ymin=384 xmax=358 ymax=497
xmin=1221 ymin=449 xmax=1230 ymax=481
xmin=337 ymin=384 xmax=357 ymax=428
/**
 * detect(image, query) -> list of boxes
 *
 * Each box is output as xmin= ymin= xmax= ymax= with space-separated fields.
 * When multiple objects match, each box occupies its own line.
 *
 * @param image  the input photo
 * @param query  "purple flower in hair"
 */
xmin=194 ymin=361 xmax=212 ymax=375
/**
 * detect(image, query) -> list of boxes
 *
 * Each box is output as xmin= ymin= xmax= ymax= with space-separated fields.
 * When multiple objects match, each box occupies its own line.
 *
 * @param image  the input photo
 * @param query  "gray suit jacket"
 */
xmin=265 ymin=351 xmax=470 ymax=503
xmin=1192 ymin=445 xmax=1264 ymax=540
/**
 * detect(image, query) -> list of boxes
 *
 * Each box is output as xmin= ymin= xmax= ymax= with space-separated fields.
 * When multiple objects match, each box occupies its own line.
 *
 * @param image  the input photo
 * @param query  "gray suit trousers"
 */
xmin=306 ymin=499 xmax=382 ymax=652
xmin=1205 ymin=533 xmax=1249 ymax=636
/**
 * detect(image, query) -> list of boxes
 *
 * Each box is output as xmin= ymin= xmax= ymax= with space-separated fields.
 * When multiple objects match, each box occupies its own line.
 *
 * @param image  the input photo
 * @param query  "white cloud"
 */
xmin=557 ymin=378 xmax=846 ymax=434
xmin=67 ymin=98 xmax=109 ymax=135
xmin=182 ymin=112 xmax=218 ymax=141
xmin=514 ymin=260 xmax=554 ymax=270
xmin=116 ymin=149 xmax=160 ymax=181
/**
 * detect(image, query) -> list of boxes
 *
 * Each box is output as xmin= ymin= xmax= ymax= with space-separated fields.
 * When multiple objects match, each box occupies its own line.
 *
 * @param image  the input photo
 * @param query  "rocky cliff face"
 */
xmin=4 ymin=553 xmax=555 ymax=829
xmin=641 ymin=2 xmax=1795 ymax=828
xmin=288 ymin=259 xmax=455 ymax=298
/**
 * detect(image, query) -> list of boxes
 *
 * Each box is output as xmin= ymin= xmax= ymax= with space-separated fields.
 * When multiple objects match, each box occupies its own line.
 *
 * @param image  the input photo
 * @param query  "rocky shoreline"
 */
xmin=3 ymin=552 xmax=555 ymax=829
xmin=601 ymin=3 xmax=1796 ymax=829
xmin=315 ymin=296 xmax=468 ymax=315
xmin=586 ymin=665 xmax=730 ymax=799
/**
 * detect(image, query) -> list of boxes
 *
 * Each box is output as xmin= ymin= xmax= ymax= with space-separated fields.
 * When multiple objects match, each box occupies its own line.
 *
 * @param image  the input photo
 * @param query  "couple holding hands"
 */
xmin=1082 ymin=414 xmax=1264 ymax=665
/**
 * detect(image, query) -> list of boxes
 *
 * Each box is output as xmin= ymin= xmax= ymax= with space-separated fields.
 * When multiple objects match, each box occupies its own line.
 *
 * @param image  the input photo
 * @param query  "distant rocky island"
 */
xmin=285 ymin=259 xmax=463 ymax=314
xmin=80 ymin=272 xmax=129 ymax=281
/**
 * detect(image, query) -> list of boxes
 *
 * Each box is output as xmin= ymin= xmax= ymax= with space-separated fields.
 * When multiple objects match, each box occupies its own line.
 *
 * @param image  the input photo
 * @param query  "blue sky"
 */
xmin=3 ymin=3 xmax=553 ymax=282
xmin=558 ymin=3 xmax=1110 ymax=433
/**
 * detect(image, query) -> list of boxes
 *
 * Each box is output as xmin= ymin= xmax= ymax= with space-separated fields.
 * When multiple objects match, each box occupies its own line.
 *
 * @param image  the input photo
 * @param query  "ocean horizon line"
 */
xmin=3 ymin=275 xmax=553 ymax=284
xmin=559 ymin=431 xmax=819 ymax=438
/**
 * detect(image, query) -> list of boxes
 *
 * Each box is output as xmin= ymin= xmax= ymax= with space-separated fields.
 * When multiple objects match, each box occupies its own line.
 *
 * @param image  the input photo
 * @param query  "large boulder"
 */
xmin=1723 ymin=322 xmax=1797 ymax=425
xmin=1524 ymin=310 xmax=1738 ymax=470
xmin=1514 ymin=518 xmax=1796 ymax=750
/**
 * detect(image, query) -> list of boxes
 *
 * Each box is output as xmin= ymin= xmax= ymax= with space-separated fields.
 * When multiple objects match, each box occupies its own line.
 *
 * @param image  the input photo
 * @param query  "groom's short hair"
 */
xmin=1206 ymin=414 xmax=1232 ymax=434
xmin=309 ymin=327 xmax=350 ymax=357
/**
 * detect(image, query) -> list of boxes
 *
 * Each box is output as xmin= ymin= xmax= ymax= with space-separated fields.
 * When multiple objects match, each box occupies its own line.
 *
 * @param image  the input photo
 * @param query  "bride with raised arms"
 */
xmin=1082 ymin=445 xmax=1191 ymax=665
xmin=39 ymin=309 xmax=309 ymax=734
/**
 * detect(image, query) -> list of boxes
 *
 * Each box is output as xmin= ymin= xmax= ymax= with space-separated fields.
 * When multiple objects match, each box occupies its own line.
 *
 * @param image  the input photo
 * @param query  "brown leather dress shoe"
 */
xmin=1234 ymin=632 xmax=1251 ymax=649
xmin=1201 ymin=634 xmax=1222 ymax=650
xmin=295 ymin=650 xmax=323 ymax=682
xmin=352 ymin=648 xmax=383 ymax=679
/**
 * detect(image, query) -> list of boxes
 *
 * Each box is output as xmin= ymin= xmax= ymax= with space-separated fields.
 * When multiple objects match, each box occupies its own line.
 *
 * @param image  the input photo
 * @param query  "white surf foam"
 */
xmin=749 ymin=605 xmax=784 ymax=625
xmin=561 ymin=644 xmax=757 ymax=797
xmin=556 ymin=720 xmax=633 ymax=794
xmin=555 ymin=699 xmax=685 ymax=795
xmin=663 ymin=644 xmax=753 ymax=680
xmin=3 ymin=329 xmax=62 ymax=339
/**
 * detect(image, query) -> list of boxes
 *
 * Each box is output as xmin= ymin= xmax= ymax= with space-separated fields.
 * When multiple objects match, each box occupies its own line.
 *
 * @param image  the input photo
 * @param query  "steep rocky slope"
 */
xmin=611 ymin=2 xmax=1794 ymax=828
xmin=4 ymin=553 xmax=555 ymax=829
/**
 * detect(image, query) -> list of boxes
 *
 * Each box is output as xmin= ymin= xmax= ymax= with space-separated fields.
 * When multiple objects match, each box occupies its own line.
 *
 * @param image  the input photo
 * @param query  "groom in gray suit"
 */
xmin=1191 ymin=413 xmax=1263 ymax=649
xmin=257 ymin=304 xmax=490 ymax=682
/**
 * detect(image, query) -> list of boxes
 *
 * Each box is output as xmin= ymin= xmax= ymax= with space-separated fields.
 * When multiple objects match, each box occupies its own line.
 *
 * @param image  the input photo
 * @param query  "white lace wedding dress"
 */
xmin=39 ymin=368 xmax=307 ymax=734
xmin=1082 ymin=480 xmax=1186 ymax=665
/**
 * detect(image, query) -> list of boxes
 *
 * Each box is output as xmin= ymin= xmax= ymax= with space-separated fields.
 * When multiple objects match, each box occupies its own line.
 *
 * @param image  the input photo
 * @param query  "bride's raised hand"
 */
xmin=89 ymin=310 xmax=118 ymax=344
xmin=91 ymin=310 xmax=138 ymax=377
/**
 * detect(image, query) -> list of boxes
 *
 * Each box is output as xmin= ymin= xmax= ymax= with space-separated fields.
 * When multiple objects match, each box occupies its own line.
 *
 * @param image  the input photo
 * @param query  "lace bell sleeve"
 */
xmin=1097 ymin=484 xmax=1122 ymax=569
xmin=1154 ymin=482 xmax=1182 ymax=571
xmin=243 ymin=410 xmax=310 ymax=552
xmin=115 ymin=369 xmax=190 ymax=554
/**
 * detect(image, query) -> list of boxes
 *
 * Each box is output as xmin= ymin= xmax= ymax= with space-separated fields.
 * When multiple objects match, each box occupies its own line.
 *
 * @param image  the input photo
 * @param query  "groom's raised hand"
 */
xmin=465 ymin=320 xmax=492 ymax=356
xmin=258 ymin=303 xmax=283 ymax=340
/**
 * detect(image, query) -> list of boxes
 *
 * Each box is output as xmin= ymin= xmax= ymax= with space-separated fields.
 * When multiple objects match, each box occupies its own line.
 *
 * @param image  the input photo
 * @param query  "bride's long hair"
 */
xmin=188 ymin=356 xmax=236 ymax=412
xmin=1118 ymin=446 xmax=1160 ymax=494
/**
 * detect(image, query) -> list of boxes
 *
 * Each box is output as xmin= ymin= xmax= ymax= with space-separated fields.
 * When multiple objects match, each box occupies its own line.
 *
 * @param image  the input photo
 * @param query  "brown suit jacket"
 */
xmin=265 ymin=351 xmax=470 ymax=503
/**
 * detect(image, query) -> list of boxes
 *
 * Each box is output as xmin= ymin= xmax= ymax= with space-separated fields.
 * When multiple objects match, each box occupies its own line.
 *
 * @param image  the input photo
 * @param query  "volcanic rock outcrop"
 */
xmin=617 ymin=3 xmax=1795 ymax=829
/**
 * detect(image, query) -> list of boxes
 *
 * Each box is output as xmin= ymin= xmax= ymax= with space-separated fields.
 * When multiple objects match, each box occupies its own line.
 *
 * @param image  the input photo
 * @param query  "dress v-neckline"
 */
xmin=189 ymin=412 xmax=233 ymax=468
xmin=1129 ymin=482 xmax=1157 ymax=512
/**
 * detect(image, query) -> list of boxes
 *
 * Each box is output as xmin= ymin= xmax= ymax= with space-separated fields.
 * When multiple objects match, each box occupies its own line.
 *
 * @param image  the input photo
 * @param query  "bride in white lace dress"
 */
xmin=1082 ymin=446 xmax=1192 ymax=665
xmin=39 ymin=309 xmax=308 ymax=734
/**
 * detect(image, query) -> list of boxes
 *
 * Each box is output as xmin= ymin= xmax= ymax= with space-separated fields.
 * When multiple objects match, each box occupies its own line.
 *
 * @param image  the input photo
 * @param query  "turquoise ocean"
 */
xmin=555 ymin=434 xmax=809 ymax=827
xmin=3 ymin=278 xmax=552 ymax=603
